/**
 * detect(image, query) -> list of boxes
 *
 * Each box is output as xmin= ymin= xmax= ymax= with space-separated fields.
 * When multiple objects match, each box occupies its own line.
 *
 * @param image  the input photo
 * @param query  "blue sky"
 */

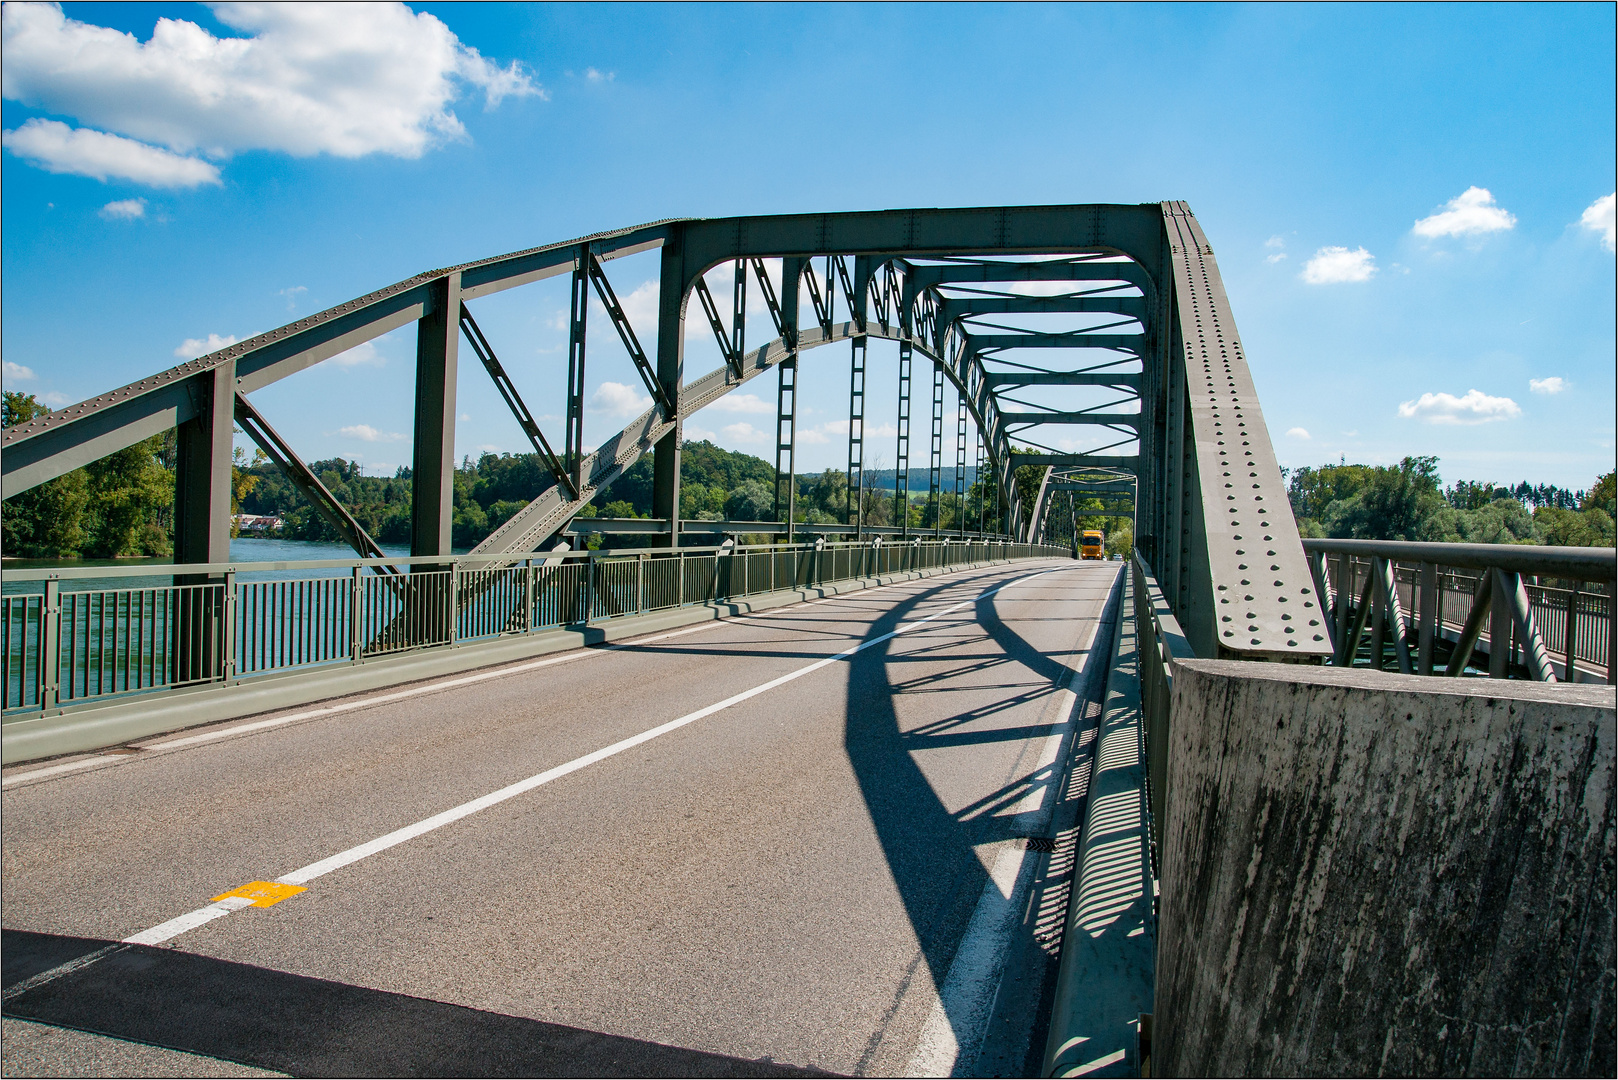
xmin=3 ymin=2 xmax=1613 ymax=491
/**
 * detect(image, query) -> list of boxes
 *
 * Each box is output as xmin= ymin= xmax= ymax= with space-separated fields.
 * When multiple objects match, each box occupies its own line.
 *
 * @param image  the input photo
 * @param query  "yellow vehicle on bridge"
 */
xmin=1080 ymin=529 xmax=1105 ymax=559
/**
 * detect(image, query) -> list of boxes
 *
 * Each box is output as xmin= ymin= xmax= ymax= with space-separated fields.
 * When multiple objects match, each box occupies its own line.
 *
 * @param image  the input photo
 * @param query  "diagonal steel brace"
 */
xmin=458 ymin=303 xmax=577 ymax=500
xmin=583 ymin=252 xmax=673 ymax=415
xmin=232 ymin=393 xmax=398 ymax=574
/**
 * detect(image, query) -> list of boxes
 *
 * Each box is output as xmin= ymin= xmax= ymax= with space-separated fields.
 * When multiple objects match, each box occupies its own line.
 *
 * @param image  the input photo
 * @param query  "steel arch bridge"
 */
xmin=0 ymin=202 xmax=1330 ymax=662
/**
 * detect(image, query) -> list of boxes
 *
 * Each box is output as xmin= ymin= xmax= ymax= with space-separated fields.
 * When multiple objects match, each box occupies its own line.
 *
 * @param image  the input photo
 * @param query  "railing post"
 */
xmin=1417 ymin=562 xmax=1438 ymax=676
xmin=447 ymin=564 xmax=460 ymax=646
xmin=350 ymin=567 xmax=363 ymax=663
xmin=222 ymin=570 xmax=237 ymax=685
xmin=581 ymin=554 xmax=593 ymax=626
xmin=40 ymin=579 xmax=60 ymax=715
xmin=677 ymin=550 xmax=685 ymax=607
xmin=1489 ymin=569 xmax=1513 ymax=678
xmin=523 ymin=561 xmax=534 ymax=633
xmin=637 ymin=553 xmax=646 ymax=615
xmin=1563 ymin=582 xmax=1579 ymax=682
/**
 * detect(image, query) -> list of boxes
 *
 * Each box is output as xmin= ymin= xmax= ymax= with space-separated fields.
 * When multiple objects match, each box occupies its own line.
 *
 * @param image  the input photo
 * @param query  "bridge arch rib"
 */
xmin=0 ymin=203 xmax=1327 ymax=662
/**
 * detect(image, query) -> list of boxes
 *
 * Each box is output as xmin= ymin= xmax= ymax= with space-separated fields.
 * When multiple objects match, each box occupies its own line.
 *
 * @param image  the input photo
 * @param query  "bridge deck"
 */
xmin=3 ymin=559 xmax=1121 ymax=1078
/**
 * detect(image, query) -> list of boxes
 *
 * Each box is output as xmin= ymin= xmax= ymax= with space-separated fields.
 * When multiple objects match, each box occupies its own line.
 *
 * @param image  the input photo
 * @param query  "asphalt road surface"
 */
xmin=3 ymin=558 xmax=1121 ymax=1078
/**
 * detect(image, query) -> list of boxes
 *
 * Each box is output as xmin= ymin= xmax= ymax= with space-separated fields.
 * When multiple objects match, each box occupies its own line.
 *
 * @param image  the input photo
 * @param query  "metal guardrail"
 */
xmin=1303 ymin=539 xmax=1615 ymax=684
xmin=1131 ymin=551 xmax=1195 ymax=857
xmin=1 ymin=538 xmax=1067 ymax=719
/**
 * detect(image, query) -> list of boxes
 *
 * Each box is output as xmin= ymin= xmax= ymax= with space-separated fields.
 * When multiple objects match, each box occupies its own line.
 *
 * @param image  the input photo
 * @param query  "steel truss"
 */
xmin=1 ymin=204 xmax=1327 ymax=661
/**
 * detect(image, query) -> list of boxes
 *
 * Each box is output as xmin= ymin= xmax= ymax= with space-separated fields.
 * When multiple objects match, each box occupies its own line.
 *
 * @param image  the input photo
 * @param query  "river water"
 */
xmin=1 ymin=538 xmax=416 ymax=596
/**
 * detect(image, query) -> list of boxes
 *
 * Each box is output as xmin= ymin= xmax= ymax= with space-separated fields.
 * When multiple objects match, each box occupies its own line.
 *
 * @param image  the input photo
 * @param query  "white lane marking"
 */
xmin=0 ymin=944 xmax=127 ymax=1004
xmin=908 ymin=563 xmax=1119 ymax=1076
xmin=122 ymin=895 xmax=255 ymax=945
xmin=906 ymin=842 xmax=1036 ymax=1077
xmin=2 ymin=560 xmax=1043 ymax=791
xmin=120 ymin=568 xmax=1067 ymax=947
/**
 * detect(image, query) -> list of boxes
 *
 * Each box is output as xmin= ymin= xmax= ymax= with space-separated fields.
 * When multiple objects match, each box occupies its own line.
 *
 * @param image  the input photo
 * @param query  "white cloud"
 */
xmin=720 ymin=422 xmax=767 ymax=443
xmin=338 ymin=424 xmax=404 ymax=442
xmin=1579 ymin=193 xmax=1615 ymax=252
xmin=587 ymin=381 xmax=651 ymax=418
xmin=603 ymin=280 xmax=660 ymax=339
xmin=0 ymin=2 xmax=540 ymax=184
xmin=584 ymin=68 xmax=614 ymax=83
xmin=1412 ymin=186 xmax=1516 ymax=239
xmin=3 ymin=118 xmax=220 ymax=186
xmin=797 ymin=428 xmax=831 ymax=445
xmin=1529 ymin=377 xmax=1567 ymax=395
xmin=278 ymin=285 xmax=308 ymax=310
xmin=1301 ymin=246 xmax=1377 ymax=284
xmin=4 ymin=361 xmax=36 ymax=380
xmin=1285 ymin=427 xmax=1310 ymax=440
xmin=329 ymin=341 xmax=384 ymax=368
xmin=98 ymin=197 xmax=147 ymax=220
xmin=1397 ymin=389 xmax=1521 ymax=425
xmin=40 ymin=391 xmax=72 ymax=407
xmin=174 ymin=332 xmax=238 ymax=358
xmin=1264 ymin=235 xmax=1286 ymax=264
xmin=706 ymin=393 xmax=773 ymax=414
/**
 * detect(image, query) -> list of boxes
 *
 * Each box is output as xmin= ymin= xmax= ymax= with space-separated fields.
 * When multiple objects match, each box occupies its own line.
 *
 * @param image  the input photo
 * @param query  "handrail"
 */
xmin=1 ymin=539 xmax=1071 ymax=721
xmin=0 ymin=535 xmax=1020 ymax=584
xmin=1303 ymin=540 xmax=1614 ymax=683
xmin=1302 ymin=538 xmax=1615 ymax=582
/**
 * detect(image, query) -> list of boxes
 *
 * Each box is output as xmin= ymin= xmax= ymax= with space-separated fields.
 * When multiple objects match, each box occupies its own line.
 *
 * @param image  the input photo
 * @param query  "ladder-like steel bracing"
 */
xmin=928 ymin=360 xmax=945 ymax=535
xmin=2 ymin=204 xmax=1328 ymax=662
xmin=894 ymin=341 xmax=912 ymax=532
xmin=954 ymin=389 xmax=968 ymax=539
xmin=846 ymin=336 xmax=867 ymax=533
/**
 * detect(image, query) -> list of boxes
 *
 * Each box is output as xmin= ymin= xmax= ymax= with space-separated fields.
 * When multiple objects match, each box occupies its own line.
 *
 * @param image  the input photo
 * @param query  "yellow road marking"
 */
xmin=211 ymin=881 xmax=307 ymax=907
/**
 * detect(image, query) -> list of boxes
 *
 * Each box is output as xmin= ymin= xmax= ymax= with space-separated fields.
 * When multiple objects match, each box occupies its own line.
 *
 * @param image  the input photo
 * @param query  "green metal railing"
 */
xmin=2 ymin=538 xmax=1066 ymax=719
xmin=1131 ymin=551 xmax=1195 ymax=859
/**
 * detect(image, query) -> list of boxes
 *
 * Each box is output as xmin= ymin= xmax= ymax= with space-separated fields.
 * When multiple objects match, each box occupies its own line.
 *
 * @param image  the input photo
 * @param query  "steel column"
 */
xmin=652 ymin=237 xmax=687 ymax=547
xmin=412 ymin=272 xmax=461 ymax=560
xmin=565 ymin=253 xmax=589 ymax=496
xmin=173 ymin=361 xmax=235 ymax=686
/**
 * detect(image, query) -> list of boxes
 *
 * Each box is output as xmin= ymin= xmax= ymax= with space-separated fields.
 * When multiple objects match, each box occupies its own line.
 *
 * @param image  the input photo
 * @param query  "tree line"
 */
xmin=6 ymin=391 xmax=1611 ymax=559
xmin=1286 ymin=456 xmax=1615 ymax=547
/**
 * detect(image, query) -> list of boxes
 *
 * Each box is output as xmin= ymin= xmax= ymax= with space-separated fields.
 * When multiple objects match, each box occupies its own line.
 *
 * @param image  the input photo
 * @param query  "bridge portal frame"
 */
xmin=1 ymin=203 xmax=1327 ymax=662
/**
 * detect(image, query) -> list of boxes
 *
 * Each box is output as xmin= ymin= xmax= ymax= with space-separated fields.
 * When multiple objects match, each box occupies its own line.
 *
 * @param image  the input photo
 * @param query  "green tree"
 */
xmin=1318 ymin=456 xmax=1445 ymax=541
xmin=2 ymin=392 xmax=93 ymax=557
xmin=1584 ymin=471 xmax=1616 ymax=518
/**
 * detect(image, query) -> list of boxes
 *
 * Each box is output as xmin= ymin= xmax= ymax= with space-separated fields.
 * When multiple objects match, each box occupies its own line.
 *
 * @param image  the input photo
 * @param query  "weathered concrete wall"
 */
xmin=1155 ymin=661 xmax=1615 ymax=1077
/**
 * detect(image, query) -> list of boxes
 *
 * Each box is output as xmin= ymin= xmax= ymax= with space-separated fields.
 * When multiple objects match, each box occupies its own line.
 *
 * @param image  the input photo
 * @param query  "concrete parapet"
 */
xmin=1155 ymin=662 xmax=1615 ymax=1077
